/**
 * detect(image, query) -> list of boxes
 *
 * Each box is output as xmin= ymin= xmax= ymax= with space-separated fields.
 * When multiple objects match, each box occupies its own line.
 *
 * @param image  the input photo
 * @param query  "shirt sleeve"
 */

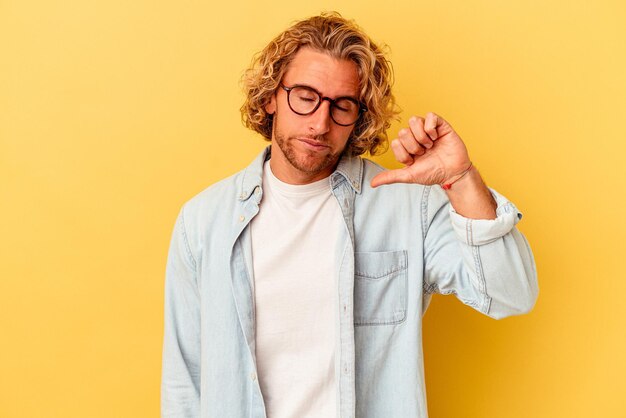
xmin=161 ymin=206 xmax=201 ymax=417
xmin=422 ymin=186 xmax=538 ymax=319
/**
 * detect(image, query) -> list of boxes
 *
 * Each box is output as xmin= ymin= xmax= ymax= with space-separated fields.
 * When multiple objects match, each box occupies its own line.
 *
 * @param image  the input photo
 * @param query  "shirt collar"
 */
xmin=332 ymin=150 xmax=363 ymax=194
xmin=237 ymin=145 xmax=363 ymax=201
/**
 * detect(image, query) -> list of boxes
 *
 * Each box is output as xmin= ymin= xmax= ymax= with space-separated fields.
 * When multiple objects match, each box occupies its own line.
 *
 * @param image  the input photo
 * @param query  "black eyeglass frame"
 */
xmin=280 ymin=84 xmax=368 ymax=127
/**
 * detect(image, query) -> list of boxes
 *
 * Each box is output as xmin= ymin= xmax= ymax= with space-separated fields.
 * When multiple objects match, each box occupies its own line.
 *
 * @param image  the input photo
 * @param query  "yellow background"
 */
xmin=1 ymin=0 xmax=625 ymax=416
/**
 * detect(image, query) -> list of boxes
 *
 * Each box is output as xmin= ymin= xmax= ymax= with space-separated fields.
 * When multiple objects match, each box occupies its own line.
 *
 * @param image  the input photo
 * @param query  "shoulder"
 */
xmin=181 ymin=146 xmax=268 ymax=217
xmin=168 ymin=169 xmax=245 ymax=255
xmin=181 ymin=171 xmax=241 ymax=221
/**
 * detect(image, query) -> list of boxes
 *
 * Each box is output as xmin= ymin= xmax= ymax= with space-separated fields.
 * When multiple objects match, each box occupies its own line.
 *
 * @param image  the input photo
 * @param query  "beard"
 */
xmin=272 ymin=113 xmax=346 ymax=176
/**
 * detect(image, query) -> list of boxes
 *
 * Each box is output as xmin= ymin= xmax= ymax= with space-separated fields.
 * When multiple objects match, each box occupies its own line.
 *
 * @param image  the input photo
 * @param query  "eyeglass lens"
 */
xmin=287 ymin=86 xmax=360 ymax=126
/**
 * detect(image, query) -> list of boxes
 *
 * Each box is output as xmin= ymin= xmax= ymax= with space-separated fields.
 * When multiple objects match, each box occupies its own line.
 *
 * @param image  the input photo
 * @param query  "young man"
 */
xmin=161 ymin=12 xmax=538 ymax=418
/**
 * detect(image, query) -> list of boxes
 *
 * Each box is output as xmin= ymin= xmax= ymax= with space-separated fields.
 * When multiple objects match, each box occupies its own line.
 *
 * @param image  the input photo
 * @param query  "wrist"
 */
xmin=443 ymin=166 xmax=497 ymax=219
xmin=441 ymin=162 xmax=473 ymax=190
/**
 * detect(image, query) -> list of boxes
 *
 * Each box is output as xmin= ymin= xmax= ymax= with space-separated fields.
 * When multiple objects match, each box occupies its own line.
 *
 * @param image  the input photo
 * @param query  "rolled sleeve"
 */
xmin=449 ymin=188 xmax=523 ymax=246
xmin=424 ymin=186 xmax=538 ymax=319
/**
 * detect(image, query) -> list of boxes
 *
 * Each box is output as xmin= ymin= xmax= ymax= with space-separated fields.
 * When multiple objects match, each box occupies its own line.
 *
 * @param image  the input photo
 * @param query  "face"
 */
xmin=265 ymin=47 xmax=360 ymax=184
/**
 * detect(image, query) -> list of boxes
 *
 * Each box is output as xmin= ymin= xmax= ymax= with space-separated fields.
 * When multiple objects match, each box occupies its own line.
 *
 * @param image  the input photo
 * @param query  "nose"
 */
xmin=307 ymin=100 xmax=331 ymax=135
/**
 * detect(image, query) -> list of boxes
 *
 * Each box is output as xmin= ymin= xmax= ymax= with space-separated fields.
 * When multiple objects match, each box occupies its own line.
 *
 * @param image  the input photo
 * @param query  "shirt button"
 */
xmin=239 ymin=215 xmax=245 ymax=222
xmin=250 ymin=372 xmax=257 ymax=381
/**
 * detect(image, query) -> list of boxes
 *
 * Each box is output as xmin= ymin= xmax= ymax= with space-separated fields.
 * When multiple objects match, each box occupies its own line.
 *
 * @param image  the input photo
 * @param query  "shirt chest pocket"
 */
xmin=354 ymin=250 xmax=408 ymax=326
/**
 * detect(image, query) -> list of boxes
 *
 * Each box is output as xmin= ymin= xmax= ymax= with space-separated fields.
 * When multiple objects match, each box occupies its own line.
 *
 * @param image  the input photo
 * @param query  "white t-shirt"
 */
xmin=250 ymin=161 xmax=344 ymax=418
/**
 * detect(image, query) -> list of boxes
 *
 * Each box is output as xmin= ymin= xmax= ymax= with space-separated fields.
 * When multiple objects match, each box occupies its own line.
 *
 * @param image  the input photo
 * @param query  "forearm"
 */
xmin=477 ymin=227 xmax=538 ymax=318
xmin=424 ymin=185 xmax=538 ymax=319
xmin=444 ymin=166 xmax=497 ymax=220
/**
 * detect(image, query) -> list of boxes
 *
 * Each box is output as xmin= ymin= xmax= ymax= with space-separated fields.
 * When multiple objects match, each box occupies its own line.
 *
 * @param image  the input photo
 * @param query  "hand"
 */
xmin=371 ymin=112 xmax=472 ymax=188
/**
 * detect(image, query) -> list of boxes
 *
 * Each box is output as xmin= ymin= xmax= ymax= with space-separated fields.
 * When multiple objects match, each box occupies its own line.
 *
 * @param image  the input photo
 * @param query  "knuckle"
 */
xmin=409 ymin=115 xmax=423 ymax=126
xmin=400 ymin=137 xmax=417 ymax=152
xmin=415 ymin=133 xmax=429 ymax=144
xmin=411 ymin=117 xmax=424 ymax=127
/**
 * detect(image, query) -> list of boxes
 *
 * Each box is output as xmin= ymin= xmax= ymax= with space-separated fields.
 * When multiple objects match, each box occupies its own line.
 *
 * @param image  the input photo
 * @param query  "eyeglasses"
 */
xmin=280 ymin=84 xmax=367 ymax=126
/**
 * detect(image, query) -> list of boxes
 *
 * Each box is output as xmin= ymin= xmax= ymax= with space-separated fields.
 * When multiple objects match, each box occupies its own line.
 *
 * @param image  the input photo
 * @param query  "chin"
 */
xmin=291 ymin=155 xmax=335 ymax=175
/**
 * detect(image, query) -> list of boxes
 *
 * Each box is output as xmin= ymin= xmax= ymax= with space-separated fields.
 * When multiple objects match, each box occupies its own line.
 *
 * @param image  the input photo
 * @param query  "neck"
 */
xmin=269 ymin=157 xmax=336 ymax=185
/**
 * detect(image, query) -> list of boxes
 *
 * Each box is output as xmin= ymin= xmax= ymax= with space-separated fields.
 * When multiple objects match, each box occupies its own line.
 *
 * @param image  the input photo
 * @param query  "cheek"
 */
xmin=333 ymin=127 xmax=354 ymax=145
xmin=273 ymin=109 xmax=296 ymax=135
xmin=325 ymin=131 xmax=352 ymax=154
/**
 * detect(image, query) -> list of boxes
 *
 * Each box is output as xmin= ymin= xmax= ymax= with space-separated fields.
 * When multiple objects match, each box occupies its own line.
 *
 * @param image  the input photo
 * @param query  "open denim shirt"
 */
xmin=162 ymin=146 xmax=538 ymax=417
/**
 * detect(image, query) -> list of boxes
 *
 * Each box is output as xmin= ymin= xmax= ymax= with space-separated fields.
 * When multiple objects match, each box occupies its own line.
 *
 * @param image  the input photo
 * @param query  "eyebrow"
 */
xmin=285 ymin=82 xmax=360 ymax=101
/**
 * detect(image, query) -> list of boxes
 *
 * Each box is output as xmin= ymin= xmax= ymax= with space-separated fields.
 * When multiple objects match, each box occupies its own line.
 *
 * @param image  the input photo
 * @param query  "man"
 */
xmin=161 ymin=12 xmax=538 ymax=418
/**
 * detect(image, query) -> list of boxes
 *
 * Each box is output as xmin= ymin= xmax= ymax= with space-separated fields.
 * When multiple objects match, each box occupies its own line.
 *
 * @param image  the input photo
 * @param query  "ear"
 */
xmin=265 ymin=93 xmax=277 ymax=115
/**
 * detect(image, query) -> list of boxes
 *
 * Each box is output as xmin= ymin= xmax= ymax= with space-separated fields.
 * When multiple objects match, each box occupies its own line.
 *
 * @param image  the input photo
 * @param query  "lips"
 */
xmin=297 ymin=137 xmax=329 ymax=149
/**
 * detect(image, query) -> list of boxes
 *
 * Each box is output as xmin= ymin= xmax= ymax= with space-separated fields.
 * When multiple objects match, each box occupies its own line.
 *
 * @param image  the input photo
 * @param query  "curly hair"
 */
xmin=240 ymin=12 xmax=399 ymax=156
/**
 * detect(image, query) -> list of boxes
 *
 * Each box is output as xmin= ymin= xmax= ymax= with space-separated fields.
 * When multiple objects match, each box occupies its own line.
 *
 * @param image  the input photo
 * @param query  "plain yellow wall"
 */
xmin=1 ymin=0 xmax=625 ymax=416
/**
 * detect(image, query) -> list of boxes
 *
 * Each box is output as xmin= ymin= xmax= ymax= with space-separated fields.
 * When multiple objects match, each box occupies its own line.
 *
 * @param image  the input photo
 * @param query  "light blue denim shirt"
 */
xmin=161 ymin=146 xmax=538 ymax=418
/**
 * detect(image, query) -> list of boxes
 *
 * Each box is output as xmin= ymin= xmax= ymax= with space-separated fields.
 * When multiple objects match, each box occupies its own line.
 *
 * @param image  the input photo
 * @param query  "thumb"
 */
xmin=370 ymin=168 xmax=414 ymax=188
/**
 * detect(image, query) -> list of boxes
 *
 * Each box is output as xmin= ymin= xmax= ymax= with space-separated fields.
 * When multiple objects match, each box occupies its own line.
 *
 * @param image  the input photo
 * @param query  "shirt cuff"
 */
xmin=449 ymin=188 xmax=523 ymax=246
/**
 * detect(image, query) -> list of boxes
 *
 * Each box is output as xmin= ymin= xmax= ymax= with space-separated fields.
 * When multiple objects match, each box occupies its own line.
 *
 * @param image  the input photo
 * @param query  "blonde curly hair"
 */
xmin=240 ymin=12 xmax=399 ymax=156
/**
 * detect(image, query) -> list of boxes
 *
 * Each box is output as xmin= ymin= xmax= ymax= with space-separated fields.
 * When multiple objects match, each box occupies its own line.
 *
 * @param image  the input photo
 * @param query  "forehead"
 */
xmin=282 ymin=47 xmax=360 ymax=98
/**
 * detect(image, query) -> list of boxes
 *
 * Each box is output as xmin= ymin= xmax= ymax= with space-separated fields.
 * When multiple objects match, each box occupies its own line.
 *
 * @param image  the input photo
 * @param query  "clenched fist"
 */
xmin=371 ymin=112 xmax=472 ymax=188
